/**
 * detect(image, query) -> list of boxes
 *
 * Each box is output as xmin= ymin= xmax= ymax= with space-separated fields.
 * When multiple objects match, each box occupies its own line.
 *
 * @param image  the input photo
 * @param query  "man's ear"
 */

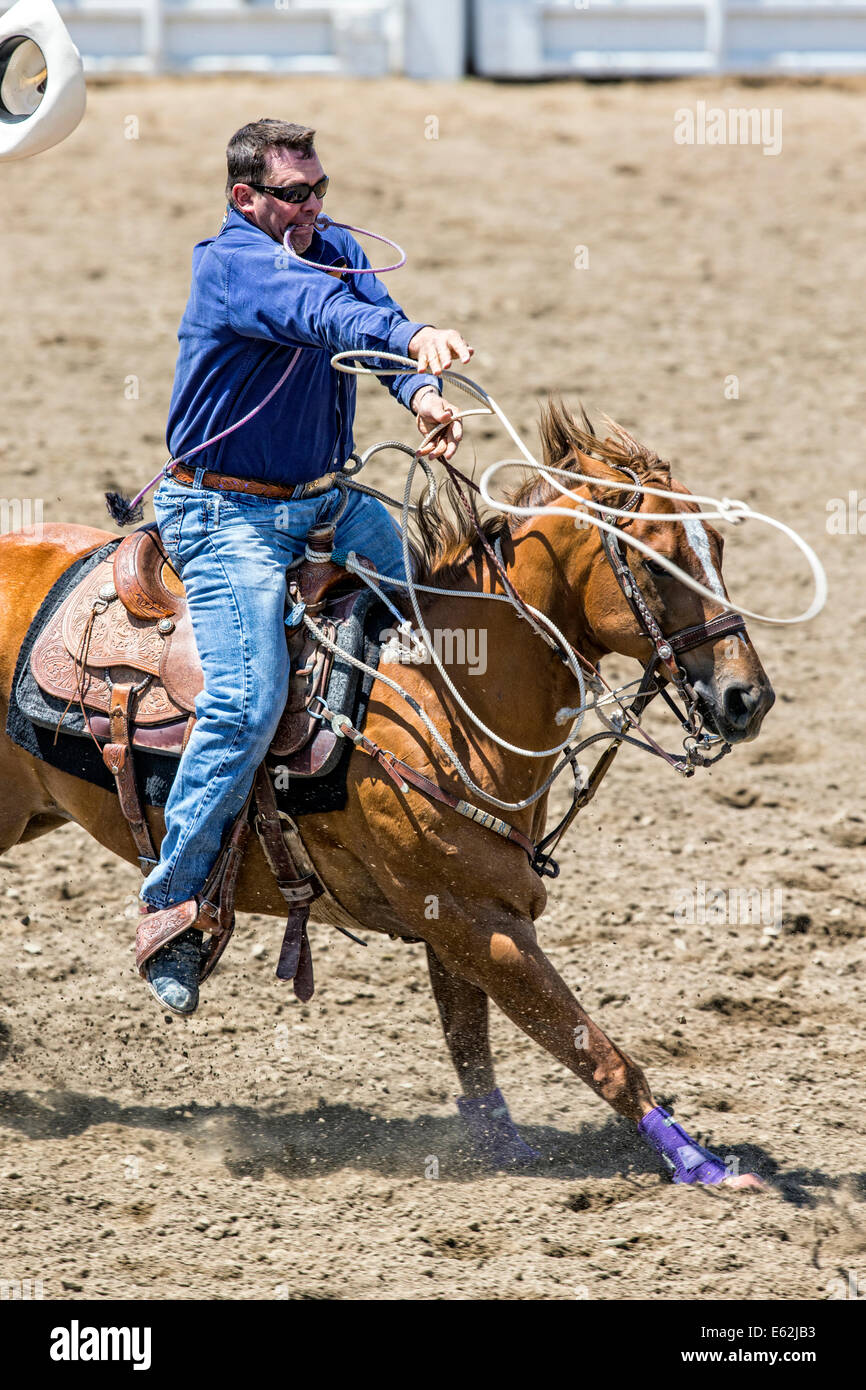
xmin=232 ymin=183 xmax=254 ymax=213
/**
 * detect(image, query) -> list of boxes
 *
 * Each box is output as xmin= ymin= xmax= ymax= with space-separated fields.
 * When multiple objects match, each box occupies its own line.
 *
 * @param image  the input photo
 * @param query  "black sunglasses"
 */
xmin=247 ymin=175 xmax=329 ymax=204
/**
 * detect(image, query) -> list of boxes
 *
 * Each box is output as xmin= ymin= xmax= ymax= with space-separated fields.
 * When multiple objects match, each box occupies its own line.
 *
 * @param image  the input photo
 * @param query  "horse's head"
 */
xmin=536 ymin=404 xmax=775 ymax=745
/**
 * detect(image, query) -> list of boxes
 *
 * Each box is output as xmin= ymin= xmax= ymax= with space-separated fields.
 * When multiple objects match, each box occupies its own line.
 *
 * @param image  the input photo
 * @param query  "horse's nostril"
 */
xmin=723 ymin=684 xmax=758 ymax=728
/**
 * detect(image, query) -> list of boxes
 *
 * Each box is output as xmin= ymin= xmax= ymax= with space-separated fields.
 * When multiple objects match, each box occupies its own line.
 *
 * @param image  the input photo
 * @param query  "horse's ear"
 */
xmin=597 ymin=415 xmax=672 ymax=483
xmin=577 ymin=402 xmax=596 ymax=440
xmin=0 ymin=0 xmax=86 ymax=162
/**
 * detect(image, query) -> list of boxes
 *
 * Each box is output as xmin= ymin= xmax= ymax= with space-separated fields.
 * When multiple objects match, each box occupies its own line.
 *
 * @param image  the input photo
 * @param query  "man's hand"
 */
xmin=411 ymin=387 xmax=463 ymax=461
xmin=407 ymin=326 xmax=473 ymax=375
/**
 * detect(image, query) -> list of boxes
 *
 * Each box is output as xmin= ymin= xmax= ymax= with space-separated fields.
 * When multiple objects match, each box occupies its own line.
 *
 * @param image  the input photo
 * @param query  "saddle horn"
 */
xmin=0 ymin=0 xmax=85 ymax=161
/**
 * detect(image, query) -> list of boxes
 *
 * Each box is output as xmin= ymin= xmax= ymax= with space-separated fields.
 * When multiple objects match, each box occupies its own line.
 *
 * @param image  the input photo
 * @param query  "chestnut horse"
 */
xmin=0 ymin=404 xmax=774 ymax=1184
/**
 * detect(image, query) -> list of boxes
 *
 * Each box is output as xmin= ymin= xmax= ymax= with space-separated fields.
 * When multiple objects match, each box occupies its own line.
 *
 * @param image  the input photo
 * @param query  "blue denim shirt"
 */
xmin=165 ymin=207 xmax=441 ymax=485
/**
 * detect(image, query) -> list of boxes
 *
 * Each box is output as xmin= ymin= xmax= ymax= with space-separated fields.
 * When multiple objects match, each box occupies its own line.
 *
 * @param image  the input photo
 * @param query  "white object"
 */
xmin=471 ymin=0 xmax=866 ymax=79
xmin=404 ymin=0 xmax=466 ymax=80
xmin=0 ymin=0 xmax=85 ymax=160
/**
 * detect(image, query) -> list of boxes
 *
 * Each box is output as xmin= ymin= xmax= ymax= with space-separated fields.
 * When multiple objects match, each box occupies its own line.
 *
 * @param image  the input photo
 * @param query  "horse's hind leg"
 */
xmin=426 ymin=942 xmax=539 ymax=1165
xmin=0 ymin=743 xmax=57 ymax=854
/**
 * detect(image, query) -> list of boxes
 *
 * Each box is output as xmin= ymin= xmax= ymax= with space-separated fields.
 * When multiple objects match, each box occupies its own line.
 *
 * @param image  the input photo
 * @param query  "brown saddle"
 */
xmin=29 ymin=519 xmax=380 ymax=1003
xmin=30 ymin=520 xmax=375 ymax=772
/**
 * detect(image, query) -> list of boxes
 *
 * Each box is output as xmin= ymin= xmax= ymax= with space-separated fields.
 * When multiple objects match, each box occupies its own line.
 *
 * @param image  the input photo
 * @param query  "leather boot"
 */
xmin=139 ymin=903 xmax=202 ymax=1016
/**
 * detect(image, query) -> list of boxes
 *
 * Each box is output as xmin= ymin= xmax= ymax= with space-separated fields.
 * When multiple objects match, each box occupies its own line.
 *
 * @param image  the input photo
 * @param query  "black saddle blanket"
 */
xmin=6 ymin=540 xmax=387 ymax=817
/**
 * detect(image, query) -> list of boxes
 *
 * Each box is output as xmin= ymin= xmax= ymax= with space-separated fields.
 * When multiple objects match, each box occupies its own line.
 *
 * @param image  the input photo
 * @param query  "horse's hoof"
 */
xmin=144 ymin=927 xmax=202 ymax=1016
xmin=457 ymin=1087 xmax=540 ymax=1168
xmin=720 ymin=1172 xmax=768 ymax=1192
xmin=639 ymin=1105 xmax=764 ymax=1187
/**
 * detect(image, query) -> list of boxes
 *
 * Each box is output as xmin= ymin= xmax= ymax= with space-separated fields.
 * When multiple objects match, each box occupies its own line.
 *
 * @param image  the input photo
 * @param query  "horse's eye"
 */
xmin=644 ymin=556 xmax=669 ymax=579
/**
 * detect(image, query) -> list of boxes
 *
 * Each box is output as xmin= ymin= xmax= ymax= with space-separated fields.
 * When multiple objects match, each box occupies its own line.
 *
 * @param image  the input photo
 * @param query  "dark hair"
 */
xmin=225 ymin=119 xmax=316 ymax=208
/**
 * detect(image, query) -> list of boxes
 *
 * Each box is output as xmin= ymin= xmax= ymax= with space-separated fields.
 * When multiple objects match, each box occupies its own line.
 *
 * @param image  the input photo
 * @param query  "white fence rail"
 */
xmin=472 ymin=0 xmax=866 ymax=77
xmin=3 ymin=0 xmax=866 ymax=77
xmin=0 ymin=0 xmax=467 ymax=77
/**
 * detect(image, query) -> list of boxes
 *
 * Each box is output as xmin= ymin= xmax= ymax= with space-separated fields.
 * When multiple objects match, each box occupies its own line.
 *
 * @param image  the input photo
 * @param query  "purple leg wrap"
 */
xmin=456 ymin=1087 xmax=540 ymax=1167
xmin=638 ymin=1106 xmax=730 ymax=1185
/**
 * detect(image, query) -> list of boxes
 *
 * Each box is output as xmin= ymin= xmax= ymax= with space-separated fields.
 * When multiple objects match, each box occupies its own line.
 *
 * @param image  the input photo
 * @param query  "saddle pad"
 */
xmin=8 ymin=537 xmax=121 ymax=745
xmin=7 ymin=545 xmax=389 ymax=817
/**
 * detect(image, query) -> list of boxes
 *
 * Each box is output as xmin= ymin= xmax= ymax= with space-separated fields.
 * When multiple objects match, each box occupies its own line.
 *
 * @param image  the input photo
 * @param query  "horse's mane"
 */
xmin=411 ymin=399 xmax=672 ymax=588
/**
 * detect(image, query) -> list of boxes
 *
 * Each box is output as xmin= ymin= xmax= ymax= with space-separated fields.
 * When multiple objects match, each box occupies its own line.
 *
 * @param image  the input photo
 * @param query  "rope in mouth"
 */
xmin=282 ymin=214 xmax=407 ymax=274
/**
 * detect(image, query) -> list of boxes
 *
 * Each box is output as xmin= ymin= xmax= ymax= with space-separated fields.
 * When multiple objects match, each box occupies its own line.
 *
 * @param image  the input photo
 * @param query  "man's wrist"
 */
xmin=411 ymin=384 xmax=440 ymax=414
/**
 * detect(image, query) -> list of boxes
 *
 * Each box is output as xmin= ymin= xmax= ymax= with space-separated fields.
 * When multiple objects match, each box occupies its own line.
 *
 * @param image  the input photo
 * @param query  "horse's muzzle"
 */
xmin=695 ymin=677 xmax=776 ymax=744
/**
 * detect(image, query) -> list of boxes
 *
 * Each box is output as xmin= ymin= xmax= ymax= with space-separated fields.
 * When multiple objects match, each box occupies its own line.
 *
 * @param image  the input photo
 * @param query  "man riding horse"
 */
xmin=140 ymin=118 xmax=473 ymax=1014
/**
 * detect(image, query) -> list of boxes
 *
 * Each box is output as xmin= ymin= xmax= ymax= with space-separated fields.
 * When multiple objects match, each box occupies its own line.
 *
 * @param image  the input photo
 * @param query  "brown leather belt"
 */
xmin=166 ymin=462 xmax=340 ymax=502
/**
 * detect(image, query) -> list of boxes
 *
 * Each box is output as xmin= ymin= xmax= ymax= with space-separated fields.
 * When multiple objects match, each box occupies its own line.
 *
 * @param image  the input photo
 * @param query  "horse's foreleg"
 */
xmin=425 ymin=942 xmax=494 ymax=1098
xmin=425 ymin=942 xmax=539 ymax=1166
xmin=426 ymin=913 xmax=763 ymax=1186
xmin=429 ymin=914 xmax=655 ymax=1123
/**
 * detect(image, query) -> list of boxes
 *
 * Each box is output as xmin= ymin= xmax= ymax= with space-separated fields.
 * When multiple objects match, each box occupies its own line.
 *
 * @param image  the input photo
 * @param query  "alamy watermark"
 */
xmin=673 ymin=880 xmax=783 ymax=930
xmin=1 ymin=1278 xmax=44 ymax=1299
xmin=826 ymin=1271 xmax=863 ymax=1300
xmin=674 ymin=101 xmax=782 ymax=156
xmin=0 ymin=497 xmax=43 ymax=538
xmin=50 ymin=1321 xmax=152 ymax=1370
xmin=826 ymin=491 xmax=866 ymax=535
xmin=379 ymin=621 xmax=487 ymax=676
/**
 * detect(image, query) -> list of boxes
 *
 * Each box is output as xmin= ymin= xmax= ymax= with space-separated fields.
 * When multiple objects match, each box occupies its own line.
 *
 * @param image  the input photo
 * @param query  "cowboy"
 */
xmin=139 ymin=118 xmax=472 ymax=1014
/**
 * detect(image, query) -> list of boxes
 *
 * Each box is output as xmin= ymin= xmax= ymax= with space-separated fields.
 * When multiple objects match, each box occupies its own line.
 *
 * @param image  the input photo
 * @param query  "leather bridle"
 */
xmin=592 ymin=464 xmax=748 ymax=767
xmin=522 ymin=465 xmax=750 ymax=877
xmin=376 ymin=454 xmax=752 ymax=879
xmin=441 ymin=453 xmax=748 ymax=770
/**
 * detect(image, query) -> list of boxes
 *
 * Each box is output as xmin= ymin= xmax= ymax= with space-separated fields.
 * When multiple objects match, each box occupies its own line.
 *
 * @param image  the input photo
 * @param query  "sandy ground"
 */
xmin=0 ymin=74 xmax=864 ymax=1302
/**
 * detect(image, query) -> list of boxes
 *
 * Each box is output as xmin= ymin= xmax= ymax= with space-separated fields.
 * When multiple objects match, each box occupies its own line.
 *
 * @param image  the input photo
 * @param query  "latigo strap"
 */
xmin=253 ymin=765 xmax=322 ymax=1002
xmin=102 ymin=681 xmax=158 ymax=872
xmin=313 ymin=703 xmax=539 ymax=860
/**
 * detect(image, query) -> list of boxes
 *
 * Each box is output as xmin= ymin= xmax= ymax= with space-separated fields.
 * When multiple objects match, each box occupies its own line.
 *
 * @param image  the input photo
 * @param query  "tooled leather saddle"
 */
xmin=29 ymin=519 xmax=379 ymax=1000
xmin=30 ymin=520 xmax=370 ymax=768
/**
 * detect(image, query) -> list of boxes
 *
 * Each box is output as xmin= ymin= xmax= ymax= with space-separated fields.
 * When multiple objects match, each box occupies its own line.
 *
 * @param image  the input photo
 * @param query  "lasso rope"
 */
xmin=105 ymin=213 xmax=827 ymax=813
xmin=331 ymin=351 xmax=828 ymax=629
xmin=318 ymin=348 xmax=828 ymax=808
xmin=282 ymin=215 xmax=406 ymax=274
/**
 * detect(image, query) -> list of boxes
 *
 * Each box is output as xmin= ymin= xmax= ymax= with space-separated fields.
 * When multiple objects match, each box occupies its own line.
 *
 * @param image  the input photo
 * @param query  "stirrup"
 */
xmin=135 ymin=896 xmax=237 ymax=983
xmin=143 ymin=926 xmax=202 ymax=1017
xmin=136 ymin=899 xmax=200 ymax=976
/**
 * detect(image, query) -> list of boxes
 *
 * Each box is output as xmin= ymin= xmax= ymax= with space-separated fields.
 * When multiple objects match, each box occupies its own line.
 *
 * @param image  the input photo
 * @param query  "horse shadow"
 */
xmin=0 ymin=1086 xmax=848 ymax=1199
xmin=0 ymin=1086 xmax=645 ymax=1182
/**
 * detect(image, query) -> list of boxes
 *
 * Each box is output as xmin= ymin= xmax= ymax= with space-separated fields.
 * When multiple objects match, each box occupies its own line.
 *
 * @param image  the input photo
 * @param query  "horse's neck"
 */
xmin=410 ymin=516 xmax=598 ymax=807
xmin=504 ymin=511 xmax=599 ymax=664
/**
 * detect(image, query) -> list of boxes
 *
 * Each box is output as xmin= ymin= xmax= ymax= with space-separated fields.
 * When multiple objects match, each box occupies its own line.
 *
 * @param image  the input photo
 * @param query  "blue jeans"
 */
xmin=140 ymin=477 xmax=408 ymax=910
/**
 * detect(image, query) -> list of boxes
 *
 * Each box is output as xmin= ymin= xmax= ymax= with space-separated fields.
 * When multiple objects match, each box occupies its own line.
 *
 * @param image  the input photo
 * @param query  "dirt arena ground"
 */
xmin=0 ymin=73 xmax=864 ymax=1302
